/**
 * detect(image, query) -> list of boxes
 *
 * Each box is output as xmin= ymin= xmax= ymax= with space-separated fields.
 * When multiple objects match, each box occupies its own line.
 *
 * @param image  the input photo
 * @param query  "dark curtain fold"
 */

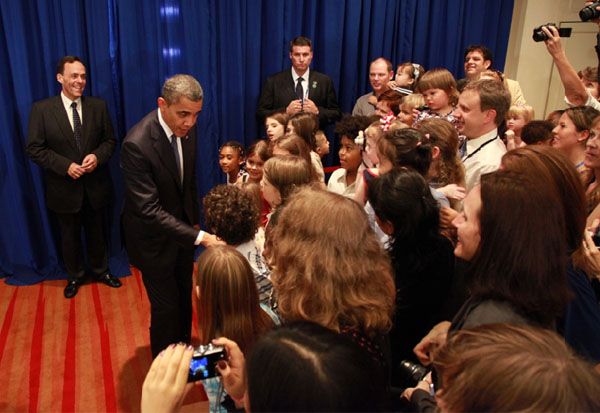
xmin=0 ymin=0 xmax=514 ymax=285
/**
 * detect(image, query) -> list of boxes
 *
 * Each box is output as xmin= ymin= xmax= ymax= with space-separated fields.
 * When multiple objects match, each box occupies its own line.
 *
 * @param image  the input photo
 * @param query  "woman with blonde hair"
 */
xmin=267 ymin=186 xmax=395 ymax=368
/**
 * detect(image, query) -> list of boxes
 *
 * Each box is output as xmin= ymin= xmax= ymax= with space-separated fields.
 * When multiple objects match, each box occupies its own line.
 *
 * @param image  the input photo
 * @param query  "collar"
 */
xmin=157 ymin=108 xmax=175 ymax=142
xmin=61 ymin=91 xmax=82 ymax=109
xmin=466 ymin=128 xmax=498 ymax=153
xmin=291 ymin=67 xmax=310 ymax=82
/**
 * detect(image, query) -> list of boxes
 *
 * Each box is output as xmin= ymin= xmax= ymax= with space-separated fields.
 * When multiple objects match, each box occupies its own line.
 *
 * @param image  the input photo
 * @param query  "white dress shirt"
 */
xmin=462 ymin=128 xmax=506 ymax=192
xmin=60 ymin=92 xmax=82 ymax=130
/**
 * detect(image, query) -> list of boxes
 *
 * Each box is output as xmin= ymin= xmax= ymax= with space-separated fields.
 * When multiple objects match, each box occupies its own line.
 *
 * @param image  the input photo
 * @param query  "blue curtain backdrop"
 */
xmin=0 ymin=0 xmax=514 ymax=285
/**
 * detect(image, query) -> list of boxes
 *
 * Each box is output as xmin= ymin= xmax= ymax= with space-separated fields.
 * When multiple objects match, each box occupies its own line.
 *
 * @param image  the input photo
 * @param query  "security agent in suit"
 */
xmin=26 ymin=56 xmax=120 ymax=299
xmin=120 ymin=74 xmax=214 ymax=357
xmin=256 ymin=36 xmax=341 ymax=128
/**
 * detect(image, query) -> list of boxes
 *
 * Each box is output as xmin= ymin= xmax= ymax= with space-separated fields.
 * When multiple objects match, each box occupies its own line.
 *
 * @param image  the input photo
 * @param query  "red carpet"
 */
xmin=0 ymin=269 xmax=207 ymax=412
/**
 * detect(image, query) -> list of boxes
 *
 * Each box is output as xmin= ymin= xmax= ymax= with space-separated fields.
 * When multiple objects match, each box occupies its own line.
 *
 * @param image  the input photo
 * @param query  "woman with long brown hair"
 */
xmin=267 ymin=186 xmax=395 ymax=368
xmin=195 ymin=245 xmax=277 ymax=410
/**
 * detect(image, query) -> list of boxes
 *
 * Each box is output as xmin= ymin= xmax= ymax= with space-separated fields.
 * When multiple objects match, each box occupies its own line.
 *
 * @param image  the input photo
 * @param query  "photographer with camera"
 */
xmin=538 ymin=4 xmax=600 ymax=111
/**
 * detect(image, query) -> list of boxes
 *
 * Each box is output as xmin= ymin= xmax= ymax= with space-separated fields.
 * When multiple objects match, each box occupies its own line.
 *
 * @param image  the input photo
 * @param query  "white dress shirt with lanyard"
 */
xmin=462 ymin=128 xmax=506 ymax=192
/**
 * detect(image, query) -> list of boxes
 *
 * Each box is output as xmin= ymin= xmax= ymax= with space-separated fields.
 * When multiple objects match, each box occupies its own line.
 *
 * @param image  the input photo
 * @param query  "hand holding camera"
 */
xmin=532 ymin=23 xmax=571 ymax=43
xmin=141 ymin=343 xmax=195 ymax=413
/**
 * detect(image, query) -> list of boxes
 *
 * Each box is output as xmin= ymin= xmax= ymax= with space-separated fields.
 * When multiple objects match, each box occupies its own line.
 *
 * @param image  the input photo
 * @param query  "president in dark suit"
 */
xmin=256 ymin=36 xmax=341 ymax=128
xmin=120 ymin=74 xmax=207 ymax=357
xmin=26 ymin=56 xmax=120 ymax=299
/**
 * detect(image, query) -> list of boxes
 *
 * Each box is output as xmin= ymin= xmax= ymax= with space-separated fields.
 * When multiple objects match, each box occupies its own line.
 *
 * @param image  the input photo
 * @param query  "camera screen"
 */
xmin=189 ymin=356 xmax=211 ymax=380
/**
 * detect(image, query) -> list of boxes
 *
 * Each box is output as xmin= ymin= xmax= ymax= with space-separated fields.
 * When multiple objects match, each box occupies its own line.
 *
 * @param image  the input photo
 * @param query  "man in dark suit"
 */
xmin=27 ymin=55 xmax=120 ymax=298
xmin=256 ymin=36 xmax=341 ymax=128
xmin=120 ymin=74 xmax=209 ymax=357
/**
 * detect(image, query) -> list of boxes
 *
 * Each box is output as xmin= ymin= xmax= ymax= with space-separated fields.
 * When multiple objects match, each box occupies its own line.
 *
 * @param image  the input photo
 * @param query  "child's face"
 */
xmin=422 ymin=88 xmax=450 ymax=112
xmin=338 ymin=136 xmax=362 ymax=173
xmin=265 ymin=117 xmax=285 ymax=141
xmin=285 ymin=123 xmax=295 ymax=137
xmin=316 ymin=137 xmax=330 ymax=157
xmin=375 ymin=101 xmax=392 ymax=118
xmin=398 ymin=104 xmax=415 ymax=126
xmin=395 ymin=68 xmax=413 ymax=88
xmin=260 ymin=176 xmax=281 ymax=207
xmin=246 ymin=153 xmax=265 ymax=183
xmin=506 ymin=114 xmax=526 ymax=134
xmin=365 ymin=129 xmax=380 ymax=165
xmin=219 ymin=146 xmax=242 ymax=175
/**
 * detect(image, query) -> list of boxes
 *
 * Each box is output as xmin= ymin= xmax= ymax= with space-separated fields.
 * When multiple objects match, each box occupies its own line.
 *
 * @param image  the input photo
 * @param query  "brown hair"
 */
xmin=203 ymin=184 xmax=259 ymax=246
xmin=472 ymin=171 xmax=568 ymax=325
xmin=272 ymin=135 xmax=319 ymax=181
xmin=396 ymin=62 xmax=426 ymax=89
xmin=263 ymin=155 xmax=312 ymax=203
xmin=463 ymin=79 xmax=511 ymax=126
xmin=196 ymin=246 xmax=274 ymax=352
xmin=268 ymin=187 xmax=395 ymax=334
xmin=265 ymin=112 xmax=289 ymax=130
xmin=563 ymin=106 xmax=599 ymax=133
xmin=501 ymin=146 xmax=586 ymax=254
xmin=290 ymin=36 xmax=312 ymax=52
xmin=288 ymin=112 xmax=318 ymax=150
xmin=371 ymin=57 xmax=393 ymax=73
xmin=433 ymin=323 xmax=600 ymax=412
xmin=415 ymin=68 xmax=459 ymax=106
xmin=579 ymin=66 xmax=598 ymax=83
xmin=377 ymin=89 xmax=404 ymax=116
xmin=56 ymin=55 xmax=84 ymax=75
xmin=416 ymin=118 xmax=465 ymax=188
xmin=521 ymin=120 xmax=554 ymax=145
xmin=546 ymin=109 xmax=564 ymax=127
xmin=247 ymin=140 xmax=271 ymax=162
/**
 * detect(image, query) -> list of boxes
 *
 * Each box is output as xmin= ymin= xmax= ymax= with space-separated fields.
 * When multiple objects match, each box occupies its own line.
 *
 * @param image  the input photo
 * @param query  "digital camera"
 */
xmin=580 ymin=2 xmax=600 ymax=22
xmin=188 ymin=343 xmax=226 ymax=382
xmin=532 ymin=23 xmax=572 ymax=42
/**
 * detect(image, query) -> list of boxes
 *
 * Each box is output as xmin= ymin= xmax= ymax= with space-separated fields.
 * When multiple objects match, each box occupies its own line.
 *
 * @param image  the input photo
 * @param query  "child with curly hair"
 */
xmin=203 ymin=184 xmax=272 ymax=303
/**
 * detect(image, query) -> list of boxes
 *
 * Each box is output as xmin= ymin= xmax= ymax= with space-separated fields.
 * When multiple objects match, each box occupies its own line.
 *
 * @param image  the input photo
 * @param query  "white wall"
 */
xmin=505 ymin=0 xmax=597 ymax=118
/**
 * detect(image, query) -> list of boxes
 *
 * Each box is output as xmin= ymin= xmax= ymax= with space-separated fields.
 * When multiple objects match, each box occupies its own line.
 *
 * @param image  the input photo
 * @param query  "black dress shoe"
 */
xmin=64 ymin=280 xmax=80 ymax=299
xmin=97 ymin=273 xmax=122 ymax=288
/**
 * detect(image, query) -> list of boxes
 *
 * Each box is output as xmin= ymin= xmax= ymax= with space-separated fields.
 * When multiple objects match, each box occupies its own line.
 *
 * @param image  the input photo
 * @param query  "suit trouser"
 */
xmin=55 ymin=195 xmax=109 ymax=281
xmin=140 ymin=248 xmax=194 ymax=357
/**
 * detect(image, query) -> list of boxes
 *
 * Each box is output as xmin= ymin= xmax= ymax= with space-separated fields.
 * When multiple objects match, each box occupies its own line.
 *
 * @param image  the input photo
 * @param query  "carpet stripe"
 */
xmin=0 ymin=288 xmax=18 ymax=365
xmin=62 ymin=299 xmax=77 ymax=412
xmin=28 ymin=284 xmax=45 ymax=413
xmin=91 ymin=283 xmax=117 ymax=412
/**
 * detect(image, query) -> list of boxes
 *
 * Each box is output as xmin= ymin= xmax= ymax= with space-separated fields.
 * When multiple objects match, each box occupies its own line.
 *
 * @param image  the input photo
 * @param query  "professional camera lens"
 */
xmin=532 ymin=24 xmax=552 ymax=42
xmin=580 ymin=2 xmax=600 ymax=22
xmin=397 ymin=360 xmax=429 ymax=388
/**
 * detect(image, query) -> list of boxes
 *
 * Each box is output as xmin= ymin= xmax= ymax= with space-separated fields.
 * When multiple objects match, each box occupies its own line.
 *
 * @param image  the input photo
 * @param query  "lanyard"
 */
xmin=462 ymin=135 xmax=499 ymax=162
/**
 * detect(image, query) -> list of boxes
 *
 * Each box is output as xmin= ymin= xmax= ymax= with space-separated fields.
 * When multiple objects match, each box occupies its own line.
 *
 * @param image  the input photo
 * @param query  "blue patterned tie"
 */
xmin=171 ymin=135 xmax=182 ymax=183
xmin=71 ymin=101 xmax=82 ymax=152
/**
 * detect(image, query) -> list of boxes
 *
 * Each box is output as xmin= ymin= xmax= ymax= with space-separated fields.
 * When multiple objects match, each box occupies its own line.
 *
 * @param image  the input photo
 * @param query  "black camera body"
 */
xmin=188 ymin=343 xmax=226 ymax=382
xmin=532 ymin=23 xmax=572 ymax=42
xmin=397 ymin=359 xmax=429 ymax=388
xmin=581 ymin=2 xmax=600 ymax=22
